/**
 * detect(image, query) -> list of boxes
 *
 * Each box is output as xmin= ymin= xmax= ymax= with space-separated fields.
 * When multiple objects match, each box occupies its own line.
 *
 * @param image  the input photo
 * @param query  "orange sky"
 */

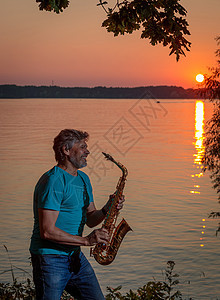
xmin=0 ymin=0 xmax=219 ymax=88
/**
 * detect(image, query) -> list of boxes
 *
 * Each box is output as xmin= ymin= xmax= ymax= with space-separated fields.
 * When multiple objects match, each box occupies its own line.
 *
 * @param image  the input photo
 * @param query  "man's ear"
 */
xmin=62 ymin=145 xmax=69 ymax=156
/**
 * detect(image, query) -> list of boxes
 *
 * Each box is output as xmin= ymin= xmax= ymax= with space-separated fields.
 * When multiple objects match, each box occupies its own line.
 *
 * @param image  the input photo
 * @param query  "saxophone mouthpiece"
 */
xmin=102 ymin=152 xmax=114 ymax=162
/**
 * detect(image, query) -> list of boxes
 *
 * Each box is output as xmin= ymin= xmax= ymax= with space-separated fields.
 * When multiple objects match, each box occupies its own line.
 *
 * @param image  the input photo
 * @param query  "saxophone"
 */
xmin=90 ymin=152 xmax=132 ymax=265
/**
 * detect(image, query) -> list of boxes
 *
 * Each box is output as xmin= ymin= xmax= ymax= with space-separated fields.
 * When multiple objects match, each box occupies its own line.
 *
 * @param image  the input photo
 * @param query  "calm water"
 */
xmin=0 ymin=98 xmax=219 ymax=299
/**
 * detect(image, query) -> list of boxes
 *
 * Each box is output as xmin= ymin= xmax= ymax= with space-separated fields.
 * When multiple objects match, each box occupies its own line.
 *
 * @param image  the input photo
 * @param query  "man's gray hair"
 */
xmin=53 ymin=129 xmax=89 ymax=164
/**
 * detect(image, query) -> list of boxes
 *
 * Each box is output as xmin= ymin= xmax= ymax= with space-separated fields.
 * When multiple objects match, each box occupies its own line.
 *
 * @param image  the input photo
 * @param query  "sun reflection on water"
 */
xmin=191 ymin=100 xmax=206 ymax=247
xmin=191 ymin=101 xmax=205 ymax=182
xmin=194 ymin=100 xmax=205 ymax=166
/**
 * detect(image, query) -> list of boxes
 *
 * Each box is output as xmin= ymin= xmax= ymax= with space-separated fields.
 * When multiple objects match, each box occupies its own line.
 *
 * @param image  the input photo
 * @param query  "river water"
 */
xmin=0 ymin=98 xmax=219 ymax=299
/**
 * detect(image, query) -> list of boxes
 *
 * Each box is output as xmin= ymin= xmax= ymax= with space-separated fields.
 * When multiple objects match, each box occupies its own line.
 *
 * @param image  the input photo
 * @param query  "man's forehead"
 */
xmin=75 ymin=139 xmax=87 ymax=146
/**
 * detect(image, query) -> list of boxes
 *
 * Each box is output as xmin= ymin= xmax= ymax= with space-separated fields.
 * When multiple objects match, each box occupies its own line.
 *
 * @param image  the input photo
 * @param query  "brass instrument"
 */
xmin=90 ymin=152 xmax=132 ymax=265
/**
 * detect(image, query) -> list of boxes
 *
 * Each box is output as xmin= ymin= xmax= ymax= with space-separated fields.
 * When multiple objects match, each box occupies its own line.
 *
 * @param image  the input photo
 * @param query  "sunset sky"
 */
xmin=0 ymin=0 xmax=219 ymax=88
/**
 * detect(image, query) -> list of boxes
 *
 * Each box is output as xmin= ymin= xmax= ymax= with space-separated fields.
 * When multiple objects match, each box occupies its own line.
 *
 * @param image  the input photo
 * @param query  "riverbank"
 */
xmin=0 ymin=84 xmax=201 ymax=99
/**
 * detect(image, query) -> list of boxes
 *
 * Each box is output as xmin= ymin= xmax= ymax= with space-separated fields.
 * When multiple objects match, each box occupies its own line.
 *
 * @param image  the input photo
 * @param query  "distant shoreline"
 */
xmin=0 ymin=84 xmax=202 ymax=99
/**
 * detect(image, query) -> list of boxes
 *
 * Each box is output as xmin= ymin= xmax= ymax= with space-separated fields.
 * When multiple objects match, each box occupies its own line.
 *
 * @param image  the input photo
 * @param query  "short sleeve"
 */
xmin=35 ymin=175 xmax=64 ymax=211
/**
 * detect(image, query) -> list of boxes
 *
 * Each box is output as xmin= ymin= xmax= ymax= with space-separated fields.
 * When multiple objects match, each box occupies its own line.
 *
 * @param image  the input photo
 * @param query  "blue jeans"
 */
xmin=31 ymin=252 xmax=105 ymax=300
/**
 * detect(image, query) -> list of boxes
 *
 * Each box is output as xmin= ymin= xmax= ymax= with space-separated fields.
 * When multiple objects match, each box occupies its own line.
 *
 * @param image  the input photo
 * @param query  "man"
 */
xmin=30 ymin=129 xmax=124 ymax=300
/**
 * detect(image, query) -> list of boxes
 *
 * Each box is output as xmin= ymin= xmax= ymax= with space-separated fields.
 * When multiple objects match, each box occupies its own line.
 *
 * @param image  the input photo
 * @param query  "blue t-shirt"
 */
xmin=30 ymin=166 xmax=93 ymax=255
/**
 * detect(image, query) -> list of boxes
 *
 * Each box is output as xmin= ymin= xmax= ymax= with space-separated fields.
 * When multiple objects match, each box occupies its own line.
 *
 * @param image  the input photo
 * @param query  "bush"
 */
xmin=105 ymin=261 xmax=184 ymax=300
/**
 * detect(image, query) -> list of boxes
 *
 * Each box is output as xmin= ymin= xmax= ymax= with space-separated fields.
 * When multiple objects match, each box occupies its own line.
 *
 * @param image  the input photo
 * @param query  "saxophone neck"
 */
xmin=118 ymin=162 xmax=128 ymax=179
xmin=102 ymin=152 xmax=128 ymax=179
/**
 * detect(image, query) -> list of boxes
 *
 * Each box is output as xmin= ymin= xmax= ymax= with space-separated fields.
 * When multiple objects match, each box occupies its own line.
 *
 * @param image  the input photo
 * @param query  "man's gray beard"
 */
xmin=68 ymin=156 xmax=87 ymax=169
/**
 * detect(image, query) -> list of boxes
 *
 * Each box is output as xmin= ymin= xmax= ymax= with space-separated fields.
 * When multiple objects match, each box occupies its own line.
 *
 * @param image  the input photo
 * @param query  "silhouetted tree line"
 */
xmin=0 ymin=85 xmax=199 ymax=99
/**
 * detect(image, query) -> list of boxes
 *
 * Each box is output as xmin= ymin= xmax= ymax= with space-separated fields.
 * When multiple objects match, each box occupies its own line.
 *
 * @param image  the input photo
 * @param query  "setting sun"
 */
xmin=196 ymin=74 xmax=204 ymax=83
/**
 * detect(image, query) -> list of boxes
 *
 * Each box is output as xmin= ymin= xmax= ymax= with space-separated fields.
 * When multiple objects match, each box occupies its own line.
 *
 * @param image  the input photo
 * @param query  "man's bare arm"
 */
xmin=86 ymin=195 xmax=125 ymax=228
xmin=86 ymin=202 xmax=106 ymax=228
xmin=38 ymin=208 xmax=109 ymax=246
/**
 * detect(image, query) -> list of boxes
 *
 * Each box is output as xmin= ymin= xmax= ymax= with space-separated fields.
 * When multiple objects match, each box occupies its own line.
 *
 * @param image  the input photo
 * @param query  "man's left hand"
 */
xmin=102 ymin=194 xmax=125 ymax=215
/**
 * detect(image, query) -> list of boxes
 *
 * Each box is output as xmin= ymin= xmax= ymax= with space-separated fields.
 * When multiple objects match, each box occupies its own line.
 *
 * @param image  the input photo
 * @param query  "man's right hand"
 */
xmin=85 ymin=228 xmax=109 ymax=246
